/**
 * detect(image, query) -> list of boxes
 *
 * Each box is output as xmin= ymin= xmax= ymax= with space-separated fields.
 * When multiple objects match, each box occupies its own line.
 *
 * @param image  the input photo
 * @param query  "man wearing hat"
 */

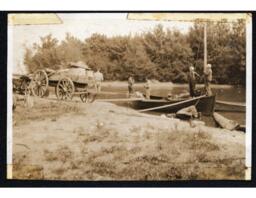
xmin=204 ymin=64 xmax=213 ymax=96
xmin=188 ymin=66 xmax=200 ymax=97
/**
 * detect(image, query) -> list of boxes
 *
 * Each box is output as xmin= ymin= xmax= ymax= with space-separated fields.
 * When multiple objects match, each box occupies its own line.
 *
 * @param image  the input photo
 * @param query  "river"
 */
xmin=101 ymin=82 xmax=246 ymax=126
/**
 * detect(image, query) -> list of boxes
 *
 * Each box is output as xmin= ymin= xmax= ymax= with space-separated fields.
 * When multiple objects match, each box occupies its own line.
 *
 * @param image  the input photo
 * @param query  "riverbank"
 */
xmin=101 ymin=81 xmax=241 ymax=90
xmin=12 ymin=97 xmax=245 ymax=180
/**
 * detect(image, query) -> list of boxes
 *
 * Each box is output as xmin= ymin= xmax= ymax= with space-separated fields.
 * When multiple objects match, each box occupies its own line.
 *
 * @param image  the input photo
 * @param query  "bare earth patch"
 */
xmin=12 ymin=97 xmax=245 ymax=180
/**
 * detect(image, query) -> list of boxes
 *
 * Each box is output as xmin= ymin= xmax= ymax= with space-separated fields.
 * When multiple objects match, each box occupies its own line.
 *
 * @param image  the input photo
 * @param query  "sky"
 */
xmin=9 ymin=13 xmax=193 ymax=74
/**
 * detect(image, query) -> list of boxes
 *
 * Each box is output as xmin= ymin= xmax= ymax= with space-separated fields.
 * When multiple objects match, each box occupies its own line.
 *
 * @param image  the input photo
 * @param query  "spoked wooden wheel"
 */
xmin=56 ymin=77 xmax=75 ymax=100
xmin=80 ymin=92 xmax=95 ymax=103
xmin=31 ymin=70 xmax=49 ymax=97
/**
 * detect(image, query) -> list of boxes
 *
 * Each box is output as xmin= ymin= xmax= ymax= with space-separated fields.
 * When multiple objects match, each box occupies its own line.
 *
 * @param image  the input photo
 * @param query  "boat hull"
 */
xmin=133 ymin=95 xmax=216 ymax=116
xmin=215 ymin=101 xmax=245 ymax=112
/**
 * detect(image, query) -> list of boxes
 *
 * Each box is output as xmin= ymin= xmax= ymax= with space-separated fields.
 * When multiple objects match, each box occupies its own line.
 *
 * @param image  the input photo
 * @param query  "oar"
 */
xmin=138 ymin=95 xmax=205 ymax=112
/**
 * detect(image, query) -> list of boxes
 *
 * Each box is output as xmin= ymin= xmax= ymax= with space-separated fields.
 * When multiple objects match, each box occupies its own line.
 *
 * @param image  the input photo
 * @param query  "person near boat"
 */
xmin=144 ymin=78 xmax=151 ymax=99
xmin=128 ymin=75 xmax=135 ymax=97
xmin=94 ymin=69 xmax=104 ymax=93
xmin=204 ymin=64 xmax=213 ymax=96
xmin=188 ymin=66 xmax=200 ymax=97
xmin=176 ymin=105 xmax=199 ymax=120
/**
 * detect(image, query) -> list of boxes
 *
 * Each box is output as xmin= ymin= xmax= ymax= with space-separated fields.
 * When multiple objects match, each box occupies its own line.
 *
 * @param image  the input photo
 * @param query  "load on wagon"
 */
xmin=13 ymin=61 xmax=96 ymax=103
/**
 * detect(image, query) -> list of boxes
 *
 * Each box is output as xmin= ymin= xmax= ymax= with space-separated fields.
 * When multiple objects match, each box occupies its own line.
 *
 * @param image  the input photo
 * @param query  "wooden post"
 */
xmin=204 ymin=22 xmax=207 ymax=72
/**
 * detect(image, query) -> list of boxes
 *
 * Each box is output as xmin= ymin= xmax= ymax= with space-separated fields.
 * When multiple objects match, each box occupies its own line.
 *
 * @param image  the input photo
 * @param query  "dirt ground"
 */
xmin=12 ymin=96 xmax=245 ymax=180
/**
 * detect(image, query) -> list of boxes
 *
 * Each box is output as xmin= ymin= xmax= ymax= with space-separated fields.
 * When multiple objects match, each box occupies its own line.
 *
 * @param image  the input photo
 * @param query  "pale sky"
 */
xmin=9 ymin=13 xmax=193 ymax=74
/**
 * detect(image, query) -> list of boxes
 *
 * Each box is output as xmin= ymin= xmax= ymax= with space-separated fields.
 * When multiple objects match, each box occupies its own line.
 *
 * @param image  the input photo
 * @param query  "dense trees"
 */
xmin=24 ymin=35 xmax=61 ymax=73
xmin=24 ymin=20 xmax=246 ymax=85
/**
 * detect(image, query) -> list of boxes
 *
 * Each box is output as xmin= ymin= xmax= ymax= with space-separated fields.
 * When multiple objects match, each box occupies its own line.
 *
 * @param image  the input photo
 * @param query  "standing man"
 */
xmin=128 ymin=75 xmax=135 ymax=97
xmin=204 ymin=64 xmax=213 ymax=96
xmin=188 ymin=66 xmax=200 ymax=97
xmin=94 ymin=68 xmax=104 ymax=93
xmin=144 ymin=77 xmax=151 ymax=99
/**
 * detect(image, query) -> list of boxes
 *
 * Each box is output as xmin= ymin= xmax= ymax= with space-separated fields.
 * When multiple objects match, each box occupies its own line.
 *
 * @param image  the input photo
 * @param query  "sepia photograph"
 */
xmin=7 ymin=12 xmax=252 ymax=181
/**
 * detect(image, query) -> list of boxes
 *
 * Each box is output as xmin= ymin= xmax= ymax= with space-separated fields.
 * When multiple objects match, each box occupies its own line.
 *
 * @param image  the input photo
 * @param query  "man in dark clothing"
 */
xmin=188 ymin=66 xmax=200 ymax=97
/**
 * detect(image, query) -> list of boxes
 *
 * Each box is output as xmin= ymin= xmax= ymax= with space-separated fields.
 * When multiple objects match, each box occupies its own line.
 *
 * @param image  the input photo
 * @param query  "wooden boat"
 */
xmin=133 ymin=94 xmax=216 ymax=116
xmin=215 ymin=100 xmax=245 ymax=112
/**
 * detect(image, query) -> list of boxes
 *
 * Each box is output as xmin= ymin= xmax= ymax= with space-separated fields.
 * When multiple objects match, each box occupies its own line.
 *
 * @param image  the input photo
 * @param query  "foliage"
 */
xmin=24 ymin=35 xmax=61 ymax=73
xmin=187 ymin=19 xmax=246 ymax=85
xmin=24 ymin=20 xmax=246 ymax=85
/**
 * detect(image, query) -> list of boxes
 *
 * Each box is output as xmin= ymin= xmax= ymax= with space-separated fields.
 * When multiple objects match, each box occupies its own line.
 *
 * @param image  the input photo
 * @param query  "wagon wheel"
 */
xmin=31 ymin=70 xmax=49 ymax=97
xmin=80 ymin=92 xmax=95 ymax=103
xmin=56 ymin=77 xmax=75 ymax=100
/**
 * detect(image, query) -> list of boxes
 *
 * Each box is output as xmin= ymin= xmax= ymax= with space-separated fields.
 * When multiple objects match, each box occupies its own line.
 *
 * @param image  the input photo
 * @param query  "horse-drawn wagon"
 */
xmin=13 ymin=61 xmax=96 ymax=103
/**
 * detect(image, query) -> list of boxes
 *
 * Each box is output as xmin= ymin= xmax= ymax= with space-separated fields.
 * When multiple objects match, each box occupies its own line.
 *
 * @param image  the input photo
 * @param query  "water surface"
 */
xmin=101 ymin=83 xmax=246 ymax=126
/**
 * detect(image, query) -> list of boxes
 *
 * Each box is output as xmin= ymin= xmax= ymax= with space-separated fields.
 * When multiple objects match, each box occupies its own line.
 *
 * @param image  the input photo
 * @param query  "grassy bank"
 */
xmin=12 ymin=97 xmax=245 ymax=180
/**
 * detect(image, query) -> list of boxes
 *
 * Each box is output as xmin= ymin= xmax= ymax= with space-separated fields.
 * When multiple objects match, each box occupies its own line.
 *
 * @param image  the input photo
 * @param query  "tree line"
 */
xmin=24 ymin=19 xmax=246 ymax=85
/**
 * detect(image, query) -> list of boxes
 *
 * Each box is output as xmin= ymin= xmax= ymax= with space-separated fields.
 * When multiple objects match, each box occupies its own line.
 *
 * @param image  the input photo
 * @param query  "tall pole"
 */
xmin=204 ymin=22 xmax=207 ymax=72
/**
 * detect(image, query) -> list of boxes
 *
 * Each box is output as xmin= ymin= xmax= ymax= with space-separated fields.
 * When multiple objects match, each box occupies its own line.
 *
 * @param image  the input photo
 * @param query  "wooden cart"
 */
xmin=17 ymin=62 xmax=96 ymax=103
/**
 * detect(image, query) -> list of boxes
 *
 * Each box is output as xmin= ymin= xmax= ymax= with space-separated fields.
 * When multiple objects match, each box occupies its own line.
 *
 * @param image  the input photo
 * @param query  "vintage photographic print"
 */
xmin=8 ymin=13 xmax=252 ymax=181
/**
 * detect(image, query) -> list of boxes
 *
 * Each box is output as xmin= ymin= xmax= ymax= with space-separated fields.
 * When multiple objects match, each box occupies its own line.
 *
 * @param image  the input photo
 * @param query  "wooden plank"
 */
xmin=216 ymin=100 xmax=245 ymax=107
xmin=96 ymin=98 xmax=142 ymax=102
xmin=213 ymin=112 xmax=239 ymax=130
xmin=215 ymin=100 xmax=245 ymax=112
